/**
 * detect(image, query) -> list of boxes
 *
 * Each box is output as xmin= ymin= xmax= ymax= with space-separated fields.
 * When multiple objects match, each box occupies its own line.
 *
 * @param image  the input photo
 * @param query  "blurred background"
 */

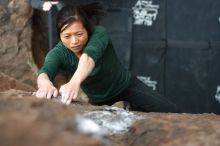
xmin=1 ymin=0 xmax=220 ymax=114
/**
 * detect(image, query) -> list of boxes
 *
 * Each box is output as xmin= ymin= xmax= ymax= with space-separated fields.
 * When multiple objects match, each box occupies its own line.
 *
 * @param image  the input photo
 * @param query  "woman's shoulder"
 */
xmin=53 ymin=42 xmax=66 ymax=50
xmin=50 ymin=42 xmax=68 ymax=52
xmin=47 ymin=42 xmax=69 ymax=56
xmin=93 ymin=25 xmax=107 ymax=33
xmin=91 ymin=25 xmax=109 ymax=39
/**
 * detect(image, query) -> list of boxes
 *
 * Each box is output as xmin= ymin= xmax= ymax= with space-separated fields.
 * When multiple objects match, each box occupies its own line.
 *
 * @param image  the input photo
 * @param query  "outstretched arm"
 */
xmin=59 ymin=53 xmax=95 ymax=105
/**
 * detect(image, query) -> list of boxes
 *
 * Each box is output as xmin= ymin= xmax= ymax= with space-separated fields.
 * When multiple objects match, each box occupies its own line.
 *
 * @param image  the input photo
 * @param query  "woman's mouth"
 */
xmin=70 ymin=45 xmax=80 ymax=49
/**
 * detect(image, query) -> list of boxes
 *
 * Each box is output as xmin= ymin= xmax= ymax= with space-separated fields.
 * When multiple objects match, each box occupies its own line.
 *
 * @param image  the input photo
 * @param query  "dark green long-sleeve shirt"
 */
xmin=39 ymin=26 xmax=131 ymax=103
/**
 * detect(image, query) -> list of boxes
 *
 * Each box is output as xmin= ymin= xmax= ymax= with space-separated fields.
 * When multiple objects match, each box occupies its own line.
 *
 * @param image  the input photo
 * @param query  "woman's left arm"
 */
xmin=59 ymin=53 xmax=95 ymax=105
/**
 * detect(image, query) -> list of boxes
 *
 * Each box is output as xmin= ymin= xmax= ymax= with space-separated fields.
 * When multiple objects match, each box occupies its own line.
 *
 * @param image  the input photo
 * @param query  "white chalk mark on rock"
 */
xmin=75 ymin=106 xmax=142 ymax=136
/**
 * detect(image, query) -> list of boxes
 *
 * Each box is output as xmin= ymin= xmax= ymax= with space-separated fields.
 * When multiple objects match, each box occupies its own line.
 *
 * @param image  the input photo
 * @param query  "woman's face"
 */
xmin=60 ymin=20 xmax=88 ymax=56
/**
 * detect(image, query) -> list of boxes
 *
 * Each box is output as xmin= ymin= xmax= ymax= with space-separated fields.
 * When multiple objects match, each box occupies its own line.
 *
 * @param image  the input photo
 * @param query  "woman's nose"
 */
xmin=70 ymin=36 xmax=78 ymax=44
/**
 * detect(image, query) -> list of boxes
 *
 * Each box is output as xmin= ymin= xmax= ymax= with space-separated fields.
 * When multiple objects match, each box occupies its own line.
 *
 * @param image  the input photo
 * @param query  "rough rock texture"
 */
xmin=0 ymin=90 xmax=103 ymax=146
xmin=0 ymin=0 xmax=37 ymax=88
xmin=125 ymin=113 xmax=220 ymax=146
xmin=1 ymin=90 xmax=220 ymax=146
xmin=0 ymin=72 xmax=35 ymax=92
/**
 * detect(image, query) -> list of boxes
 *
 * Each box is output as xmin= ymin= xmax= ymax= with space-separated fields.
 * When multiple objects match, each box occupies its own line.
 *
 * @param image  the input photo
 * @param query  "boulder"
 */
xmin=0 ymin=0 xmax=37 ymax=87
xmin=1 ymin=90 xmax=220 ymax=146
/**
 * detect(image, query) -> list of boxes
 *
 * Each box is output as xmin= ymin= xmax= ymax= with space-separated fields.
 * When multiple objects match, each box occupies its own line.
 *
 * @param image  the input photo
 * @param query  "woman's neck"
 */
xmin=75 ymin=52 xmax=82 ymax=58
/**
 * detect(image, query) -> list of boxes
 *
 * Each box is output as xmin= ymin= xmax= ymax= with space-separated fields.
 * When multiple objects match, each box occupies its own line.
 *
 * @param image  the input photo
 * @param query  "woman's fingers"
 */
xmin=61 ymin=92 xmax=73 ymax=105
xmin=59 ymin=83 xmax=80 ymax=105
xmin=60 ymin=89 xmax=74 ymax=105
xmin=59 ymin=86 xmax=64 ymax=102
xmin=47 ymin=89 xmax=53 ymax=99
xmin=73 ymin=92 xmax=78 ymax=100
xmin=66 ymin=92 xmax=75 ymax=105
xmin=64 ymin=92 xmax=70 ymax=104
xmin=60 ymin=85 xmax=69 ymax=104
xmin=36 ymin=87 xmax=58 ymax=99
xmin=48 ymin=87 xmax=58 ymax=99
xmin=53 ymin=88 xmax=59 ymax=97
xmin=36 ymin=85 xmax=77 ymax=105
xmin=36 ymin=88 xmax=46 ymax=98
xmin=66 ymin=99 xmax=72 ymax=105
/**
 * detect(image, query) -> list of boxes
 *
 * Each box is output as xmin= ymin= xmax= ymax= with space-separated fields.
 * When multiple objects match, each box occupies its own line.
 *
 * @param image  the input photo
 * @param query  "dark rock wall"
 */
xmin=31 ymin=9 xmax=48 ymax=68
xmin=0 ymin=0 xmax=37 ymax=88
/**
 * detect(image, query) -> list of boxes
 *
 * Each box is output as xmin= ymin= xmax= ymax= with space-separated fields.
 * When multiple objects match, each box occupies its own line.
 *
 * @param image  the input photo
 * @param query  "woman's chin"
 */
xmin=72 ymin=50 xmax=83 ymax=56
xmin=70 ymin=47 xmax=82 ymax=53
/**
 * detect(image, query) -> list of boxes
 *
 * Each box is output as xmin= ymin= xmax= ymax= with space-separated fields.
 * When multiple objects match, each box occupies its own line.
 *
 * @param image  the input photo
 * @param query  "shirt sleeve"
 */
xmin=83 ymin=26 xmax=109 ymax=63
xmin=38 ymin=48 xmax=62 ymax=81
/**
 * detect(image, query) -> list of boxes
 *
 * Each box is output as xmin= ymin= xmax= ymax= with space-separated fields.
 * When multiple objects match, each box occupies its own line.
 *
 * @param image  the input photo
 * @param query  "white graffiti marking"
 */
xmin=137 ymin=76 xmax=157 ymax=90
xmin=215 ymin=85 xmax=220 ymax=103
xmin=132 ymin=0 xmax=160 ymax=26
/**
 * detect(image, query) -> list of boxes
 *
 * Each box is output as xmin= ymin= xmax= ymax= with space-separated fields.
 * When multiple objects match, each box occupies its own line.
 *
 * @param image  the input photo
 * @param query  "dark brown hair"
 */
xmin=56 ymin=2 xmax=106 ymax=40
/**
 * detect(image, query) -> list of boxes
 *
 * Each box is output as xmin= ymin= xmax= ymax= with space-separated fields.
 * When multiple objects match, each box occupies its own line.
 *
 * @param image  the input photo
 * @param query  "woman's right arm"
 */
xmin=36 ymin=46 xmax=63 ymax=99
xmin=36 ymin=73 xmax=58 ymax=99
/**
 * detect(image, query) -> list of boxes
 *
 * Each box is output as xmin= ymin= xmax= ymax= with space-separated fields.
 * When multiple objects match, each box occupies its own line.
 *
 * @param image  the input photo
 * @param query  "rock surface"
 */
xmin=1 ymin=89 xmax=220 ymax=146
xmin=0 ymin=0 xmax=37 ymax=87
xmin=0 ymin=90 xmax=105 ymax=146
xmin=0 ymin=72 xmax=35 ymax=92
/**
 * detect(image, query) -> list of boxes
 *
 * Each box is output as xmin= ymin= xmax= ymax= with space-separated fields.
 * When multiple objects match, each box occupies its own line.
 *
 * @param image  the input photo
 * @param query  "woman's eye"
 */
xmin=77 ymin=33 xmax=82 ymax=37
xmin=64 ymin=36 xmax=70 ymax=38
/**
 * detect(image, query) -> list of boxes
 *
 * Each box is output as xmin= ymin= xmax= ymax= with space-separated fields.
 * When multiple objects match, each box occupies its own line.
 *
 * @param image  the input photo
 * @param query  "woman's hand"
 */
xmin=36 ymin=83 xmax=58 ymax=99
xmin=59 ymin=79 xmax=80 ymax=105
xmin=36 ymin=73 xmax=58 ymax=99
